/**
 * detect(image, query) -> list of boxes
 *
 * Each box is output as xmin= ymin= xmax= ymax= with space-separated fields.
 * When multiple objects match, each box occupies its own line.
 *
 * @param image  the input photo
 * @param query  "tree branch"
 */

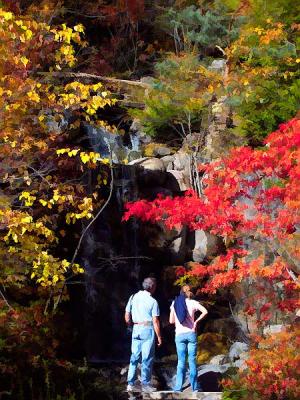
xmin=37 ymin=71 xmax=150 ymax=89
xmin=53 ymin=141 xmax=114 ymax=310
xmin=0 ymin=286 xmax=14 ymax=311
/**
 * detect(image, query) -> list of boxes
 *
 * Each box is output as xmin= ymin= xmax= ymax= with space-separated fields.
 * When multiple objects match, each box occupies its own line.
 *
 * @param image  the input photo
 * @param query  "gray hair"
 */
xmin=142 ymin=277 xmax=157 ymax=291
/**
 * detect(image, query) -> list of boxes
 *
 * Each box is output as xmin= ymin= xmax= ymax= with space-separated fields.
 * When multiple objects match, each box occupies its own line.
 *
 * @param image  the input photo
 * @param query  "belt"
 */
xmin=133 ymin=321 xmax=152 ymax=326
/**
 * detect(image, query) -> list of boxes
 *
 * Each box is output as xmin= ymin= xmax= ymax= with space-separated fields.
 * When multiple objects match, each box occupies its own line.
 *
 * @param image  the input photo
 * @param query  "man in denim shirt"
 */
xmin=125 ymin=277 xmax=162 ymax=393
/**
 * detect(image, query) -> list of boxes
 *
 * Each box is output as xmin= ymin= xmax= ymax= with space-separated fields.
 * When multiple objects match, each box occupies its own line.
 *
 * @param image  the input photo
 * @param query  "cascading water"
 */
xmin=78 ymin=125 xmax=144 ymax=362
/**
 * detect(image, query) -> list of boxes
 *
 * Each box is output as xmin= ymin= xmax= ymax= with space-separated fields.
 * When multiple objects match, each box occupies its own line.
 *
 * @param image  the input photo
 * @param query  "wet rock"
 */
xmin=198 ymin=364 xmax=227 ymax=392
xmin=228 ymin=342 xmax=249 ymax=361
xmin=147 ymin=225 xmax=188 ymax=264
xmin=165 ymin=170 xmax=190 ymax=192
xmin=129 ymin=157 xmax=166 ymax=186
xmin=129 ymin=157 xmax=166 ymax=172
xmin=208 ymin=355 xmax=226 ymax=366
xmin=173 ymin=150 xmax=190 ymax=175
xmin=161 ymin=155 xmax=175 ymax=170
xmin=232 ymin=351 xmax=249 ymax=370
xmin=189 ymin=230 xmax=222 ymax=262
xmin=154 ymin=146 xmax=172 ymax=157
xmin=169 ymin=227 xmax=188 ymax=264
xmin=208 ymin=59 xmax=227 ymax=74
xmin=129 ymin=118 xmax=152 ymax=145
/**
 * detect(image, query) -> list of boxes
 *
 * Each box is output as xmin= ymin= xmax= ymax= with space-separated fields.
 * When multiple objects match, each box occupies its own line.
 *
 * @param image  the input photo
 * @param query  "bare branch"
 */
xmin=54 ymin=141 xmax=114 ymax=310
xmin=0 ymin=286 xmax=14 ymax=311
xmin=37 ymin=71 xmax=150 ymax=89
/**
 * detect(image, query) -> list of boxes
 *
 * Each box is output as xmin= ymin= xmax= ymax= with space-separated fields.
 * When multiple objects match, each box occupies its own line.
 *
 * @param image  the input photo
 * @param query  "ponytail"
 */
xmin=180 ymin=285 xmax=194 ymax=299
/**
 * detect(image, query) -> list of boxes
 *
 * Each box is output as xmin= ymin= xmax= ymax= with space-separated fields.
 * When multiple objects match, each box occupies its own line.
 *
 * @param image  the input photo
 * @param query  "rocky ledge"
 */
xmin=142 ymin=391 xmax=222 ymax=399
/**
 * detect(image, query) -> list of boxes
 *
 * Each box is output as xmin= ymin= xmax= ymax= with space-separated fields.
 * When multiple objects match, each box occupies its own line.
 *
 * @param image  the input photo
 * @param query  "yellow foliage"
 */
xmin=0 ymin=8 xmax=116 ymax=292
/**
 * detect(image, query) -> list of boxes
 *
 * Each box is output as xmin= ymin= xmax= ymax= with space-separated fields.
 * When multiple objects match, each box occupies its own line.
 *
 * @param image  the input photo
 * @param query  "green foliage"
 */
xmin=229 ymin=77 xmax=300 ymax=144
xmin=227 ymin=13 xmax=300 ymax=144
xmin=130 ymin=53 xmax=206 ymax=137
xmin=249 ymin=0 xmax=300 ymax=26
xmin=158 ymin=4 xmax=243 ymax=54
xmin=222 ymin=389 xmax=245 ymax=400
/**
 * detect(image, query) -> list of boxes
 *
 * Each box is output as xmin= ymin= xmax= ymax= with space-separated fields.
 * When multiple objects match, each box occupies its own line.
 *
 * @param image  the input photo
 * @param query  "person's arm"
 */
xmin=169 ymin=306 xmax=175 ymax=324
xmin=193 ymin=302 xmax=208 ymax=331
xmin=125 ymin=295 xmax=133 ymax=325
xmin=152 ymin=301 xmax=162 ymax=346
xmin=125 ymin=311 xmax=131 ymax=325
xmin=152 ymin=316 xmax=162 ymax=346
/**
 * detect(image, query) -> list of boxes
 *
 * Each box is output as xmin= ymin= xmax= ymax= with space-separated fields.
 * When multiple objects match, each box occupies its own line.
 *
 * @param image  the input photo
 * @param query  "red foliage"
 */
xmin=223 ymin=327 xmax=300 ymax=399
xmin=117 ymin=0 xmax=145 ymax=22
xmin=123 ymin=118 xmax=300 ymax=320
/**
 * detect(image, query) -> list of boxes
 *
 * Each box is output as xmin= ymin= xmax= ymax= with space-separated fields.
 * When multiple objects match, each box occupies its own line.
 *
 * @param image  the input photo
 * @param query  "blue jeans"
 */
xmin=127 ymin=325 xmax=155 ymax=385
xmin=174 ymin=332 xmax=199 ymax=392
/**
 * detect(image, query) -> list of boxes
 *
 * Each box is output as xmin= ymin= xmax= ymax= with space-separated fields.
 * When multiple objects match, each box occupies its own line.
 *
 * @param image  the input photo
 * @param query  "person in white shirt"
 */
xmin=169 ymin=285 xmax=208 ymax=392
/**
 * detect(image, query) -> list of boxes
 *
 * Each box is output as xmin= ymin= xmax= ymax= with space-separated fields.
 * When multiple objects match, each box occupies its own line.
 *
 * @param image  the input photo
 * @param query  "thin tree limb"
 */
xmin=0 ymin=287 xmax=14 ymax=311
xmin=37 ymin=71 xmax=150 ymax=89
xmin=54 ymin=141 xmax=114 ymax=310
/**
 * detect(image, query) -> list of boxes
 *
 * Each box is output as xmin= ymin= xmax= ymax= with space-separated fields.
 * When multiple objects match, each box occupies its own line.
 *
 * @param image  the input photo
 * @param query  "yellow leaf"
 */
xmin=74 ymin=24 xmax=84 ymax=33
xmin=1 ymin=11 xmax=13 ymax=20
xmin=20 ymin=56 xmax=29 ymax=67
xmin=80 ymin=152 xmax=90 ymax=164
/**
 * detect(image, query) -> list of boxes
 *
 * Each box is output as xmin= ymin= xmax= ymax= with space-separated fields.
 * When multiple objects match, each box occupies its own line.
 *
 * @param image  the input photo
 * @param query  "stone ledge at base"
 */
xmin=143 ymin=392 xmax=222 ymax=400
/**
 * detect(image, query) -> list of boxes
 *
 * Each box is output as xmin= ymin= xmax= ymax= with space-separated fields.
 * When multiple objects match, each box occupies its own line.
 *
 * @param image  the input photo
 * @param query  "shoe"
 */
xmin=126 ymin=384 xmax=140 ymax=392
xmin=142 ymin=385 xmax=156 ymax=393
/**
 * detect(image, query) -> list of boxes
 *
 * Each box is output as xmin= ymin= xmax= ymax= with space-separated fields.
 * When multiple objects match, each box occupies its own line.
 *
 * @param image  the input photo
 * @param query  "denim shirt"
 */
xmin=126 ymin=290 xmax=160 ymax=323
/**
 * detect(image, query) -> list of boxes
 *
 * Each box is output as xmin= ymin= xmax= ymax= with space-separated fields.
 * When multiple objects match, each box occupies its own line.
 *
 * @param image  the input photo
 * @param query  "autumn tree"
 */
xmin=124 ymin=117 xmax=300 ymax=326
xmin=225 ymin=0 xmax=300 ymax=144
xmin=0 ymin=7 xmax=117 ymax=290
xmin=0 ymin=7 xmax=117 ymax=392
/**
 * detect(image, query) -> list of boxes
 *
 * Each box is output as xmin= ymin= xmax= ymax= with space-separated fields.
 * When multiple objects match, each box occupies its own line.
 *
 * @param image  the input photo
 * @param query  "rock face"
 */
xmin=189 ymin=230 xmax=222 ymax=263
xmin=78 ymin=94 xmax=251 ymax=364
xmin=204 ymin=97 xmax=244 ymax=160
xmin=166 ymin=170 xmax=190 ymax=191
xmin=228 ymin=342 xmax=249 ymax=360
xmin=173 ymin=150 xmax=191 ymax=178
xmin=129 ymin=157 xmax=166 ymax=171
xmin=144 ymin=392 xmax=222 ymax=400
xmin=161 ymin=155 xmax=175 ymax=170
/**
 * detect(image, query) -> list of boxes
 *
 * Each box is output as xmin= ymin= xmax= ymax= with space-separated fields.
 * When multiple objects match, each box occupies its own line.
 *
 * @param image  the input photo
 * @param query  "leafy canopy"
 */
xmin=0 ymin=8 xmax=115 ymax=291
xmin=124 ymin=118 xmax=300 ymax=324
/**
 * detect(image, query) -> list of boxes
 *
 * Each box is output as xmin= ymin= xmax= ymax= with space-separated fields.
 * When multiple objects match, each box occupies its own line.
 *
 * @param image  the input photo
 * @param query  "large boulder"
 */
xmin=129 ymin=157 xmax=165 ymax=171
xmin=146 ymin=225 xmax=188 ymax=264
xmin=153 ymin=145 xmax=172 ymax=157
xmin=228 ymin=342 xmax=249 ymax=361
xmin=161 ymin=155 xmax=175 ymax=170
xmin=173 ymin=150 xmax=191 ymax=176
xmin=189 ymin=230 xmax=223 ymax=262
xmin=129 ymin=157 xmax=166 ymax=186
xmin=165 ymin=170 xmax=191 ymax=192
